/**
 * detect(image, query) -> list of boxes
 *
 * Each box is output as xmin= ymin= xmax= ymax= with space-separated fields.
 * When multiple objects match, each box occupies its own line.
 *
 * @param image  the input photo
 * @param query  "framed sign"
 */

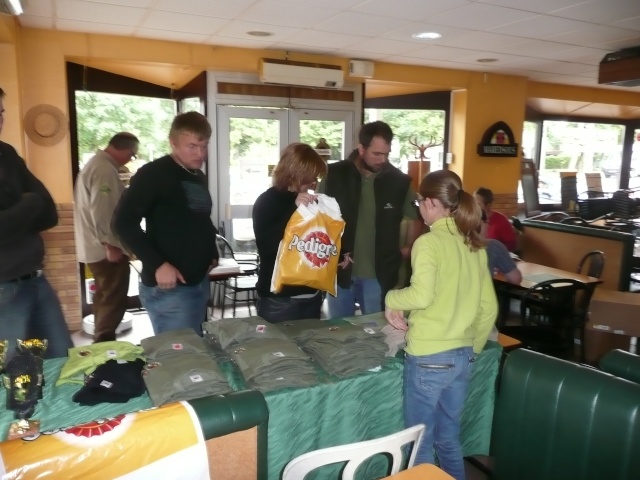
xmin=477 ymin=121 xmax=519 ymax=157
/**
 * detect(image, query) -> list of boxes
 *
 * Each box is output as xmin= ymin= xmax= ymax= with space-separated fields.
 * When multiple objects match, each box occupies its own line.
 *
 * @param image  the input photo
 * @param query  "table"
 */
xmin=0 ymin=342 xmax=501 ymax=480
xmin=382 ymin=464 xmax=455 ymax=480
xmin=497 ymin=261 xmax=601 ymax=290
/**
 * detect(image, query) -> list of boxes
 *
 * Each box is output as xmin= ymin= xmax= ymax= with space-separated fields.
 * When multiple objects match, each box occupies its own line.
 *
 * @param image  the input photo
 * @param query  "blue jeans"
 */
xmin=404 ymin=347 xmax=475 ymax=480
xmin=326 ymin=277 xmax=382 ymax=318
xmin=0 ymin=275 xmax=73 ymax=359
xmin=139 ymin=276 xmax=209 ymax=335
xmin=256 ymin=292 xmax=323 ymax=323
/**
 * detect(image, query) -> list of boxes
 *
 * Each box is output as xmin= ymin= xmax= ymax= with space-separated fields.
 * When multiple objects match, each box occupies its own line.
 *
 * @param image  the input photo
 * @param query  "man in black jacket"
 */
xmin=319 ymin=121 xmax=422 ymax=318
xmin=0 ymin=87 xmax=73 ymax=358
xmin=113 ymin=112 xmax=219 ymax=335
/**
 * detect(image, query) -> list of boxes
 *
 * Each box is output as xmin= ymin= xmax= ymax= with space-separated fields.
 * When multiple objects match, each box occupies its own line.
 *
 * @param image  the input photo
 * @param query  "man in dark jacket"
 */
xmin=318 ymin=121 xmax=422 ymax=318
xmin=0 ymin=87 xmax=73 ymax=358
xmin=113 ymin=112 xmax=219 ymax=335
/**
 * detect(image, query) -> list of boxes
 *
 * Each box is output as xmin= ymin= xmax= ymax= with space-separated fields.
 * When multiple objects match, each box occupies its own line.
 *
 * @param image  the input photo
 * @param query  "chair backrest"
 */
xmin=282 ymin=424 xmax=425 ymax=480
xmin=611 ymin=189 xmax=634 ymax=219
xmin=216 ymin=234 xmax=236 ymax=259
xmin=577 ymin=250 xmax=605 ymax=279
xmin=519 ymin=279 xmax=593 ymax=341
xmin=521 ymin=159 xmax=541 ymax=217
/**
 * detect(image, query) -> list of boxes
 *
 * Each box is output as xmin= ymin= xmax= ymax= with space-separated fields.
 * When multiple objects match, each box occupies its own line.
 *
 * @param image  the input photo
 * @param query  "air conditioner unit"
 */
xmin=0 ymin=0 xmax=24 ymax=16
xmin=598 ymin=46 xmax=640 ymax=87
xmin=259 ymin=59 xmax=344 ymax=89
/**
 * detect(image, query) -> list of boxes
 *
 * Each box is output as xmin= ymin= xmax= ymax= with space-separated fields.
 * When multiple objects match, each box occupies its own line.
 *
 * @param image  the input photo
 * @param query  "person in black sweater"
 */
xmin=113 ymin=112 xmax=218 ymax=335
xmin=0 ymin=87 xmax=73 ymax=358
xmin=253 ymin=143 xmax=328 ymax=322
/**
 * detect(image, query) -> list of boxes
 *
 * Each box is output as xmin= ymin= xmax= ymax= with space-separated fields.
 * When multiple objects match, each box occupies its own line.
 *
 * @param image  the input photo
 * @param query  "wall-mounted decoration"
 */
xmin=23 ymin=104 xmax=68 ymax=147
xmin=477 ymin=121 xmax=518 ymax=157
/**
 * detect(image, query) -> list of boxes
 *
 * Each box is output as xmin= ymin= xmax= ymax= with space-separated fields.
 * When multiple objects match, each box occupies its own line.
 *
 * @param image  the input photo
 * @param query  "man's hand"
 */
xmin=209 ymin=258 xmax=219 ymax=271
xmin=104 ymin=244 xmax=123 ymax=263
xmin=385 ymin=307 xmax=408 ymax=331
xmin=155 ymin=262 xmax=186 ymax=289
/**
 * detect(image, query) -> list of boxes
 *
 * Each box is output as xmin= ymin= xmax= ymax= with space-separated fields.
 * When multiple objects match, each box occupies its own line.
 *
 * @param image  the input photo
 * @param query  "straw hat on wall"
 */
xmin=23 ymin=104 xmax=68 ymax=147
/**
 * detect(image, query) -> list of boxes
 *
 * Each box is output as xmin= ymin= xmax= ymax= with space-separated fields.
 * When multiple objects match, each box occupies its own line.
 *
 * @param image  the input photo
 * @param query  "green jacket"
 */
xmin=385 ymin=217 xmax=497 ymax=355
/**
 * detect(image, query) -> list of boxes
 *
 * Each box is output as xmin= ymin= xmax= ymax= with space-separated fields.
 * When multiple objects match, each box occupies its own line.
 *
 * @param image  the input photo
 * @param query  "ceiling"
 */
xmin=13 ymin=0 xmax=640 ymax=118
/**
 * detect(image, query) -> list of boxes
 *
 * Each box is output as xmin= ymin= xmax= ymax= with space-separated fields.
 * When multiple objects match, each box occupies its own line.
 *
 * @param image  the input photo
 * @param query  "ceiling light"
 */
xmin=247 ymin=31 xmax=274 ymax=37
xmin=412 ymin=32 xmax=442 ymax=40
xmin=477 ymin=58 xmax=498 ymax=63
xmin=1 ymin=0 xmax=24 ymax=15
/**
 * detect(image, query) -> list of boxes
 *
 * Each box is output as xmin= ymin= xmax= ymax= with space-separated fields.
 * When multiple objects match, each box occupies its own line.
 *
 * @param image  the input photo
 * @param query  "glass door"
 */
xmin=217 ymin=106 xmax=288 ymax=253
xmin=290 ymin=109 xmax=354 ymax=164
xmin=216 ymin=106 xmax=354 ymax=255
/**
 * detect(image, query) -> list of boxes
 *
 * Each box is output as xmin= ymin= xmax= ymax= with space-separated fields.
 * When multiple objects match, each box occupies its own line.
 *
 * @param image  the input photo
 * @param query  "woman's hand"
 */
xmin=295 ymin=192 xmax=317 ymax=207
xmin=385 ymin=307 xmax=408 ymax=331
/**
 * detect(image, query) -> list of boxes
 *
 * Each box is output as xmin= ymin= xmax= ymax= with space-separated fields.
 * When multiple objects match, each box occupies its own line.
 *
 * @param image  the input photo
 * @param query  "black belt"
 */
xmin=8 ymin=270 xmax=42 ymax=282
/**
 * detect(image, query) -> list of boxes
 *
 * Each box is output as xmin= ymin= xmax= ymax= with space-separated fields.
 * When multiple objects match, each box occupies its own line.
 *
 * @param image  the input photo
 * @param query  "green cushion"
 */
xmin=492 ymin=349 xmax=640 ymax=480
xmin=600 ymin=349 xmax=640 ymax=384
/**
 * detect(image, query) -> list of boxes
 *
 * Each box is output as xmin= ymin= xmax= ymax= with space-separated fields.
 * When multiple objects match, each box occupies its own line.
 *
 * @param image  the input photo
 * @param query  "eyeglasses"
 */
xmin=413 ymin=198 xmax=425 ymax=207
xmin=130 ymin=150 xmax=138 ymax=160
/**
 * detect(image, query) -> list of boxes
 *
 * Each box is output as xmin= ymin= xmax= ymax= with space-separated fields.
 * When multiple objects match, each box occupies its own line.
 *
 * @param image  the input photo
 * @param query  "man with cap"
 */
xmin=74 ymin=132 xmax=139 ymax=343
xmin=0 ymin=86 xmax=73 ymax=358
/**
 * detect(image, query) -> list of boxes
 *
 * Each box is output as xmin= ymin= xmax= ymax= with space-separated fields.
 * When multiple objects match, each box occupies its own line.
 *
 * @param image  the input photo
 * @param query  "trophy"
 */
xmin=17 ymin=339 xmax=47 ymax=399
xmin=0 ymin=340 xmax=7 ymax=372
xmin=3 ymin=346 xmax=43 ymax=440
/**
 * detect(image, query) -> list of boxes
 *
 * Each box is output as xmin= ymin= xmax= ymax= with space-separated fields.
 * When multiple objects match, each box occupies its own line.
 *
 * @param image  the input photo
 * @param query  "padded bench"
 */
xmin=491 ymin=349 xmax=640 ymax=480
xmin=599 ymin=348 xmax=640 ymax=384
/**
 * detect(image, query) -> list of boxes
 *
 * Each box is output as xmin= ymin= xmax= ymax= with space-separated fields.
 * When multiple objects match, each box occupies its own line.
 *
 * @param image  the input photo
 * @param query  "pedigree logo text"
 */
xmin=288 ymin=231 xmax=338 ymax=267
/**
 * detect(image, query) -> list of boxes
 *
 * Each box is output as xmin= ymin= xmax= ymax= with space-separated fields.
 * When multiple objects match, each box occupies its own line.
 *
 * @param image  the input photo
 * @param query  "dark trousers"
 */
xmin=88 ymin=257 xmax=130 ymax=342
xmin=256 ymin=292 xmax=323 ymax=323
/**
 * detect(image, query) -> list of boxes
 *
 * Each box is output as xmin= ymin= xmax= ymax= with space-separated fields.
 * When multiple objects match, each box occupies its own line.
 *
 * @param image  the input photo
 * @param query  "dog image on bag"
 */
xmin=271 ymin=194 xmax=345 ymax=296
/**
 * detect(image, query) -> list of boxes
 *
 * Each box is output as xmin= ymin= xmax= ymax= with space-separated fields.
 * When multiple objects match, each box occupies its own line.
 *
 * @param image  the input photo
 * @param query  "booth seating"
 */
xmin=491 ymin=349 xmax=640 ymax=480
xmin=599 ymin=348 xmax=640 ymax=384
xmin=519 ymin=219 xmax=635 ymax=362
xmin=519 ymin=219 xmax=634 ymax=291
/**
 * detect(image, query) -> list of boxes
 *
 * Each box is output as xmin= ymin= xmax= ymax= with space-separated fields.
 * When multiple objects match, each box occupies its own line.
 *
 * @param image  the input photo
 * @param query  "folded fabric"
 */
xmin=72 ymin=359 xmax=146 ymax=406
xmin=202 ymin=317 xmax=290 ymax=349
xmin=141 ymin=328 xmax=208 ymax=360
xmin=56 ymin=341 xmax=145 ymax=386
xmin=142 ymin=353 xmax=231 ymax=407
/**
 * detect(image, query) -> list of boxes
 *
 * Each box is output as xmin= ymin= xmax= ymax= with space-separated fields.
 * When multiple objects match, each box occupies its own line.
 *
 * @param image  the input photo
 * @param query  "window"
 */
xmin=364 ymin=109 xmax=446 ymax=173
xmin=537 ymin=120 xmax=625 ymax=203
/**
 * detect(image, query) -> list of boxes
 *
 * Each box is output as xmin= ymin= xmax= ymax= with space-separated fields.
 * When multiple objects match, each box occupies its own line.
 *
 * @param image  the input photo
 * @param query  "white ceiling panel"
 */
xmin=550 ymin=0 xmax=640 ymax=25
xmin=237 ymin=0 xmax=341 ymax=29
xmin=476 ymin=0 xmax=591 ymax=15
xmin=313 ymin=12 xmax=411 ymax=36
xmin=153 ymin=0 xmax=256 ymax=18
xmin=489 ymin=15 xmax=588 ymax=39
xmin=428 ymin=3 xmax=537 ymax=30
xmin=135 ymin=28 xmax=210 ymax=45
xmin=12 ymin=0 xmax=640 ymax=93
xmin=276 ymin=30 xmax=363 ymax=50
xmin=141 ymin=11 xmax=228 ymax=36
xmin=23 ymin=0 xmax=54 ymax=17
xmin=56 ymin=0 xmax=146 ymax=26
xmin=214 ymin=20 xmax=302 ymax=42
xmin=55 ymin=18 xmax=135 ymax=36
xmin=352 ymin=0 xmax=473 ymax=22
xmin=18 ymin=15 xmax=54 ymax=29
